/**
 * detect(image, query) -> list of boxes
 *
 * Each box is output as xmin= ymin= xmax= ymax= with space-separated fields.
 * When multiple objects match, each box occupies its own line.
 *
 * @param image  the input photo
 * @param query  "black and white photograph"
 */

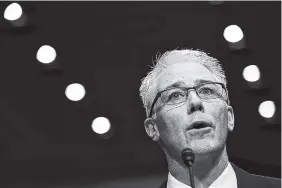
xmin=0 ymin=1 xmax=281 ymax=188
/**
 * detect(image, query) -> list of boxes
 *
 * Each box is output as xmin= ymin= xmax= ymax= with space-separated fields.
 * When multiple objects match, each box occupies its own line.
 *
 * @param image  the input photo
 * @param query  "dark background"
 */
xmin=0 ymin=1 xmax=280 ymax=187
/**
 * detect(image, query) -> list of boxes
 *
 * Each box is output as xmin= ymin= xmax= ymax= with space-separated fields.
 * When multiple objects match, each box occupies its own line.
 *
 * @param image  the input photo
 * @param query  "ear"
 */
xmin=144 ymin=118 xmax=160 ymax=142
xmin=227 ymin=106 xmax=235 ymax=132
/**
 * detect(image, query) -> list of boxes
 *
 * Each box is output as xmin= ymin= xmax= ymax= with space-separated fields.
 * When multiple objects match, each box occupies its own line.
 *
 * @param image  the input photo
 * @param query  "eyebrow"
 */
xmin=163 ymin=79 xmax=214 ymax=90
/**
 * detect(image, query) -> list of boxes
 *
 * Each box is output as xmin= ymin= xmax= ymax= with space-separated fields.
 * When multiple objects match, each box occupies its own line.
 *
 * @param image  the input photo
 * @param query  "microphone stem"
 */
xmin=188 ymin=165 xmax=195 ymax=188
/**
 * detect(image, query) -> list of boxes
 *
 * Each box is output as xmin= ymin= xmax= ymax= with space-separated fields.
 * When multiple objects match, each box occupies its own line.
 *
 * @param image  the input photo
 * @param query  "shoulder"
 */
xmin=231 ymin=162 xmax=281 ymax=188
xmin=158 ymin=179 xmax=167 ymax=188
xmin=250 ymin=174 xmax=281 ymax=188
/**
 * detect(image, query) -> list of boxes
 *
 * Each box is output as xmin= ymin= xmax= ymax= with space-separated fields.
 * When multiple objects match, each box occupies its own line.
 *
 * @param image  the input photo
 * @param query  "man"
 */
xmin=139 ymin=49 xmax=280 ymax=188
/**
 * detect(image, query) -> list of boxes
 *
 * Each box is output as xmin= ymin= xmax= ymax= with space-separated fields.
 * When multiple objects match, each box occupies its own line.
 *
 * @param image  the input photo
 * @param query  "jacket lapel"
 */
xmin=158 ymin=179 xmax=167 ymax=188
xmin=231 ymin=162 xmax=254 ymax=188
xmin=158 ymin=162 xmax=254 ymax=188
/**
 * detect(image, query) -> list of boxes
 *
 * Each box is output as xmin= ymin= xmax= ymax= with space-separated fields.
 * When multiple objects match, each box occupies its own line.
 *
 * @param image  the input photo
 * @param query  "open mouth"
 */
xmin=188 ymin=121 xmax=212 ymax=131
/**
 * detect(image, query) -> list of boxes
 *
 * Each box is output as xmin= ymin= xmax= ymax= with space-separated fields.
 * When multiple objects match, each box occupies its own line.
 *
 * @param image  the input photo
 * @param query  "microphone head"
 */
xmin=181 ymin=148 xmax=195 ymax=166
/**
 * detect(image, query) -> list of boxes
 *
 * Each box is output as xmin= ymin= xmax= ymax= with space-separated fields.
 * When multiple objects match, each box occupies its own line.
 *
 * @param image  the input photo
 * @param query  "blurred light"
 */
xmin=223 ymin=25 xmax=244 ymax=43
xmin=36 ymin=45 xmax=57 ymax=64
xmin=65 ymin=83 xmax=86 ymax=101
xmin=242 ymin=65 xmax=261 ymax=82
xmin=91 ymin=117 xmax=111 ymax=134
xmin=4 ymin=3 xmax=23 ymax=21
xmin=258 ymin=101 xmax=276 ymax=118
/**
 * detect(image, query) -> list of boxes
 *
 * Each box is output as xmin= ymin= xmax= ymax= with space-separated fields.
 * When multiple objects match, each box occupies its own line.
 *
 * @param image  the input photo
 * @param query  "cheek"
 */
xmin=156 ymin=112 xmax=187 ymax=156
xmin=156 ymin=111 xmax=184 ymax=138
xmin=210 ymin=102 xmax=228 ymax=123
xmin=210 ymin=105 xmax=229 ymax=137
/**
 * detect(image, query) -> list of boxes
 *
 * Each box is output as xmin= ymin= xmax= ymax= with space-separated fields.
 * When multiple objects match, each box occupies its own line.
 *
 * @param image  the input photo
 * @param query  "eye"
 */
xmin=199 ymin=87 xmax=215 ymax=95
xmin=168 ymin=91 xmax=185 ymax=101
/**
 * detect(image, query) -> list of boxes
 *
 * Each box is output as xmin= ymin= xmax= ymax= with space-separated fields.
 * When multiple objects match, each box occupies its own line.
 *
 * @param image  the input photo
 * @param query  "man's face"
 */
xmin=145 ymin=61 xmax=234 ymax=161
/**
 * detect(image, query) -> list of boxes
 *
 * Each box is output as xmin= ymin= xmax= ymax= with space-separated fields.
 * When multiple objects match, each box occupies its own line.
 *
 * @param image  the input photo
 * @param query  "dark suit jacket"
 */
xmin=158 ymin=162 xmax=281 ymax=188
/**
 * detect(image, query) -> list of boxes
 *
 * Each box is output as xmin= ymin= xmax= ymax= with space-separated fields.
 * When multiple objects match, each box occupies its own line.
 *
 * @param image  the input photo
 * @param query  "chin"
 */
xmin=188 ymin=140 xmax=223 ymax=155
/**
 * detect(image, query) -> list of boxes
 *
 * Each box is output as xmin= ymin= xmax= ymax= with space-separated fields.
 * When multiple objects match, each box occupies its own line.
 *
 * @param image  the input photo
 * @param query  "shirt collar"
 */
xmin=167 ymin=162 xmax=237 ymax=188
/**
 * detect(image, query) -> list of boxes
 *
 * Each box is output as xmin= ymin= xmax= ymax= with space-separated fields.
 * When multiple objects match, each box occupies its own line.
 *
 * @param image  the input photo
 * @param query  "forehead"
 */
xmin=156 ymin=61 xmax=218 ymax=92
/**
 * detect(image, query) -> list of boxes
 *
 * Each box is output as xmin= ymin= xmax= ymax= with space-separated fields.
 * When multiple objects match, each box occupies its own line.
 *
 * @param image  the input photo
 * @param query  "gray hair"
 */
xmin=139 ymin=48 xmax=229 ymax=117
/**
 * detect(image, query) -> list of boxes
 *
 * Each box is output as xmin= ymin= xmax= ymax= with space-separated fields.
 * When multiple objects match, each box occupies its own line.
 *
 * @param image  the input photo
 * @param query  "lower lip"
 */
xmin=188 ymin=127 xmax=213 ymax=134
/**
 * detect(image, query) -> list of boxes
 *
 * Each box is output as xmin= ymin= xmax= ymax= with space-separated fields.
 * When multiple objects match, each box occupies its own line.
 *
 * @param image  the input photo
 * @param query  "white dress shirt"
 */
xmin=167 ymin=162 xmax=238 ymax=188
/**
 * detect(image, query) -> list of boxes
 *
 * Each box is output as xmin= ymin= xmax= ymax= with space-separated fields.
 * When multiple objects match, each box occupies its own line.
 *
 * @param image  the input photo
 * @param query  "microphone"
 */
xmin=182 ymin=148 xmax=195 ymax=188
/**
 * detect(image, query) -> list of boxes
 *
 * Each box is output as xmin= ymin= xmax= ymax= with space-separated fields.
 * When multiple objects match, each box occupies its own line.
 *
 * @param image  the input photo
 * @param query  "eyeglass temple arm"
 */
xmin=149 ymin=93 xmax=162 ymax=117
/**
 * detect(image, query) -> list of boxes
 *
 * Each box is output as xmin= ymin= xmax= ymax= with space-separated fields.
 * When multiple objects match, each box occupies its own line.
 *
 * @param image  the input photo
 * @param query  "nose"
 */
xmin=186 ymin=90 xmax=204 ymax=114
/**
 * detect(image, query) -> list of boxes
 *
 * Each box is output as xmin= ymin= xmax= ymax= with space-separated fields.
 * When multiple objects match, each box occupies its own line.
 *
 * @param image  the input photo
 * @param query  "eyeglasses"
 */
xmin=149 ymin=82 xmax=229 ymax=117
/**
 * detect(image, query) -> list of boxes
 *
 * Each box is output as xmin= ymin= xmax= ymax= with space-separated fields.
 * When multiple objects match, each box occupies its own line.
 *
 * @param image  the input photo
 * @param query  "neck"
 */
xmin=167 ymin=146 xmax=229 ymax=188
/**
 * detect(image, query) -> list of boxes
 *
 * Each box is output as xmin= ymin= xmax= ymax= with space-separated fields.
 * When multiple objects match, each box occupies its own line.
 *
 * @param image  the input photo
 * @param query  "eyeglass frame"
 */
xmin=148 ymin=81 xmax=229 ymax=117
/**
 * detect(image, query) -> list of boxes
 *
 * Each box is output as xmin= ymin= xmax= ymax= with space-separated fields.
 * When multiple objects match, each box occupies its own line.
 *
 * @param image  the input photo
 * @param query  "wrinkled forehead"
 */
xmin=155 ymin=61 xmax=219 ymax=92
